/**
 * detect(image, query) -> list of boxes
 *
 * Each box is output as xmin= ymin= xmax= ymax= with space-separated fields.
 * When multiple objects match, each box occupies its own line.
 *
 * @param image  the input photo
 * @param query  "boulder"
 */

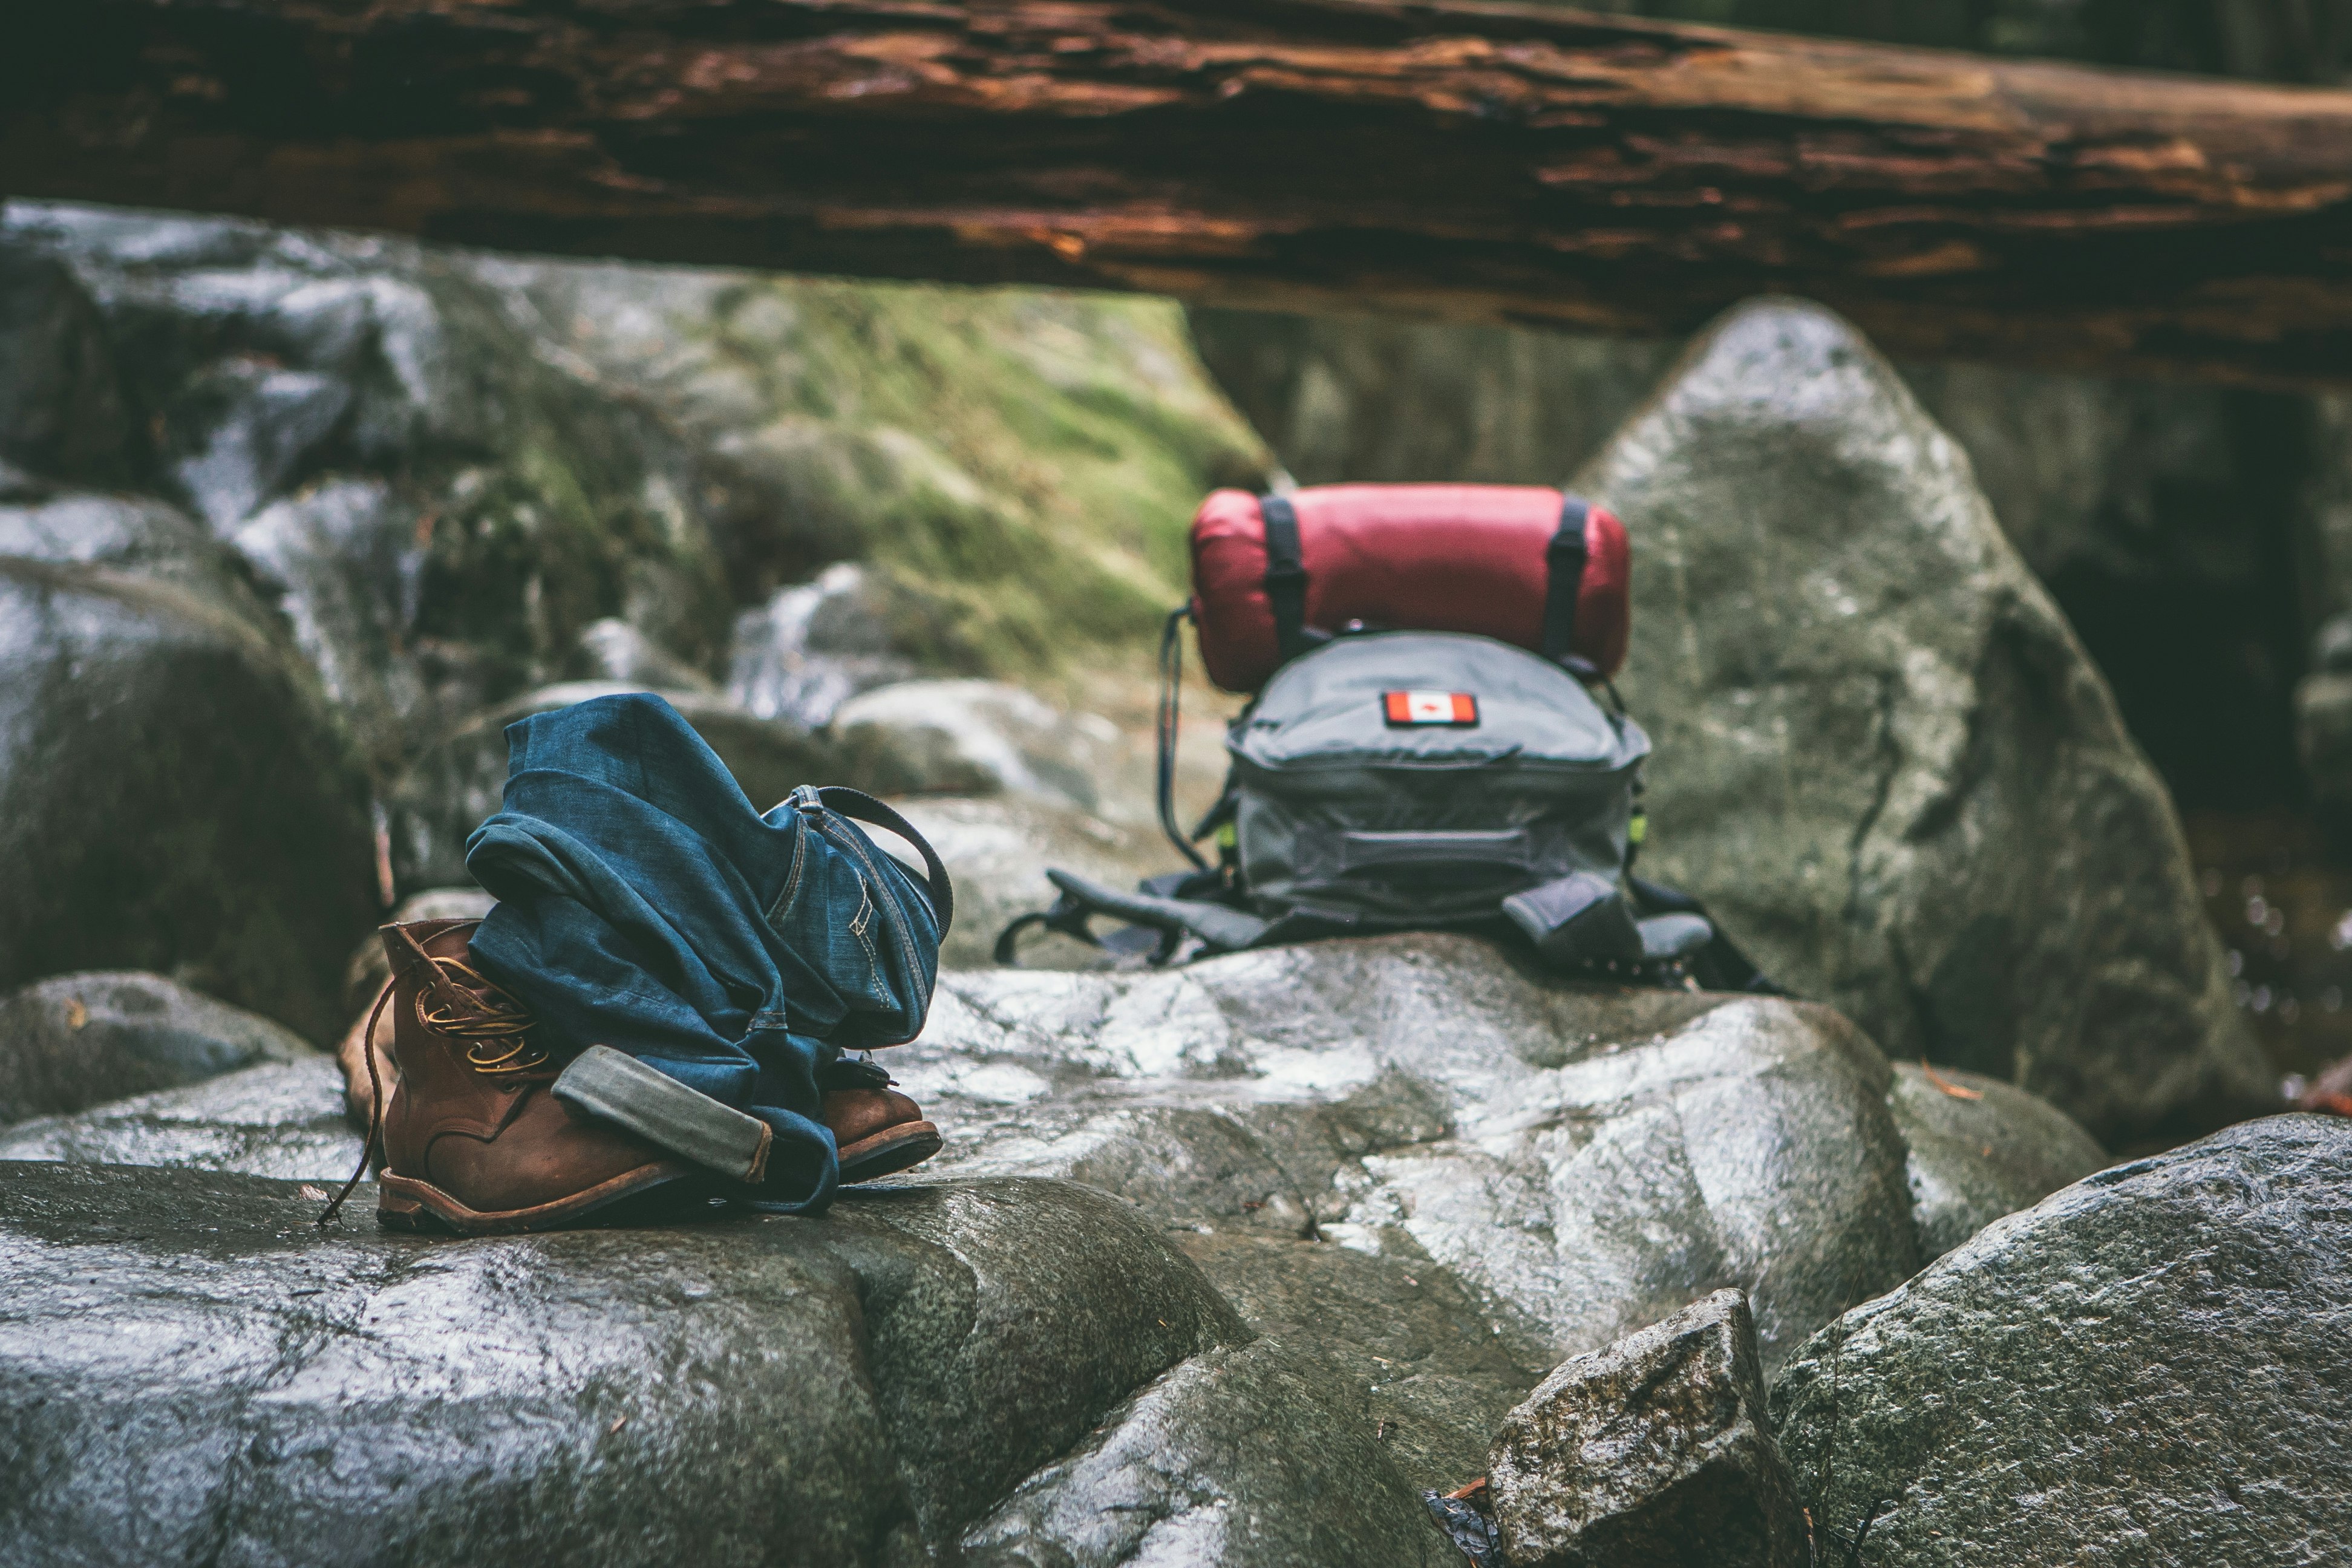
xmin=1177 ymin=1229 xmax=1552 ymax=1497
xmin=0 ymin=1057 xmax=355 ymax=1180
xmin=1771 ymin=1116 xmax=2352 ymax=1568
xmin=964 ymin=1336 xmax=1453 ymax=1567
xmin=1885 ymin=1059 xmax=2108 ymax=1259
xmin=163 ymin=354 xmax=353 ymax=531
xmin=831 ymin=680 xmax=1117 ymax=813
xmin=384 ymin=682 xmax=837 ymax=890
xmin=0 ymin=972 xmax=315 ymax=1126
xmin=1488 ymin=1289 xmax=1803 ymax=1568
xmin=1580 ymin=298 xmax=2270 ymax=1146
xmin=898 ymin=936 xmax=1921 ymax=1381
xmin=1186 ymin=307 xmax=1673 ymax=494
xmin=889 ymin=795 xmax=1178 ymax=970
xmin=0 ymin=1161 xmax=1471 ymax=1567
xmin=0 ymin=485 xmax=377 ymax=1040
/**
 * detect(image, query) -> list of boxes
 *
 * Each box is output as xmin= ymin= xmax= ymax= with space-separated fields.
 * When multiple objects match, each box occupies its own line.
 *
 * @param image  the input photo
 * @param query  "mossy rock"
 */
xmin=497 ymin=263 xmax=1272 ymax=678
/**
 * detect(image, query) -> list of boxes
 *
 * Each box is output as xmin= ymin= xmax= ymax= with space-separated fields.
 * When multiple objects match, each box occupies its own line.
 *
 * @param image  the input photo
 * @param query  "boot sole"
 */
xmin=377 ymin=1163 xmax=692 ymax=1236
xmin=838 ymin=1120 xmax=942 ymax=1184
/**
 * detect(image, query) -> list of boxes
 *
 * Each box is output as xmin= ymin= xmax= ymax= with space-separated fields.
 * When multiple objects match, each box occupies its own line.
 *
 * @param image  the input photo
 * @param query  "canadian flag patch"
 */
xmin=1383 ymin=690 xmax=1479 ymax=727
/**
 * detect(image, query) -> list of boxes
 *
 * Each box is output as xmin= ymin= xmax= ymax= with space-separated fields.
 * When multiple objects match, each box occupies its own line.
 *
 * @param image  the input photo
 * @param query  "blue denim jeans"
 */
xmin=463 ymin=694 xmax=935 ymax=1213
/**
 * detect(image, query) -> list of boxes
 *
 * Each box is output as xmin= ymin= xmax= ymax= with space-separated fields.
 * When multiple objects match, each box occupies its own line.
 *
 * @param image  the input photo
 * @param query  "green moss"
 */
xmin=675 ymin=275 xmax=1269 ymax=678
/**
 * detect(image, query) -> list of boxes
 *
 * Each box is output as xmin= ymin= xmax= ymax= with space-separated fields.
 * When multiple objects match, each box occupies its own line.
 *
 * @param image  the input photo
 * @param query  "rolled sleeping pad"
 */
xmin=1189 ymin=483 xmax=1631 ymax=694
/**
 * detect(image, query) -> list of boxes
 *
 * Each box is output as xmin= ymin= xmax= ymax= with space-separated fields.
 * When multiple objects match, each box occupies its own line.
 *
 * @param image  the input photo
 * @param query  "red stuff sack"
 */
xmin=1189 ymin=484 xmax=1630 ymax=693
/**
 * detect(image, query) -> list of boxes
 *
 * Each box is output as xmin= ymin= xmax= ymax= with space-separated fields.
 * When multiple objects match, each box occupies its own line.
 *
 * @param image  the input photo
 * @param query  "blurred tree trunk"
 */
xmin=7 ymin=0 xmax=2352 ymax=385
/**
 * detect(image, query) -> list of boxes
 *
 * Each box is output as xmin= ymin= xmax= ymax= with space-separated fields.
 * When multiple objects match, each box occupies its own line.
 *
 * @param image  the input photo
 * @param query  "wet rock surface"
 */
xmin=1886 ymin=1059 xmax=2107 ymax=1259
xmin=1489 ymin=1289 xmax=1802 ymax=1568
xmin=965 ymin=1335 xmax=1452 ymax=1567
xmin=899 ymin=936 xmax=1922 ymax=1380
xmin=1177 ymin=1229 xmax=1547 ymax=1494
xmin=0 ymin=972 xmax=315 ymax=1126
xmin=1581 ymin=299 xmax=2269 ymax=1147
xmin=1772 ymin=1116 xmax=2352 ymax=1568
xmin=0 ymin=1057 xmax=355 ymax=1180
xmin=0 ymin=1163 xmax=1277 ymax=1568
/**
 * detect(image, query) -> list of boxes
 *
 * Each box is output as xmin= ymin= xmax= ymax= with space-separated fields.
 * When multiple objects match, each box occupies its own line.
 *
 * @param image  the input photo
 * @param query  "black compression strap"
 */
xmin=1543 ymin=495 xmax=1590 ymax=664
xmin=1260 ymin=494 xmax=1310 ymax=664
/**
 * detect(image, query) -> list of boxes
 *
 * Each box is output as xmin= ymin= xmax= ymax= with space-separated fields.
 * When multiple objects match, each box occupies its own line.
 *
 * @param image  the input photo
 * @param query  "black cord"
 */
xmin=1158 ymin=605 xmax=1208 ymax=869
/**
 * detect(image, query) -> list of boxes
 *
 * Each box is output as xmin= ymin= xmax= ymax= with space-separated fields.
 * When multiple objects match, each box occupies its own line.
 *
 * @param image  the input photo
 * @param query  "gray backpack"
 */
xmin=1001 ymin=627 xmax=1775 ymax=988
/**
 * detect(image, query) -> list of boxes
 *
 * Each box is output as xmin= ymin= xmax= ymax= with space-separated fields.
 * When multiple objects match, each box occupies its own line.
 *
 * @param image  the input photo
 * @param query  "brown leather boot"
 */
xmin=325 ymin=918 xmax=693 ymax=1235
xmin=826 ymin=1085 xmax=941 ymax=1183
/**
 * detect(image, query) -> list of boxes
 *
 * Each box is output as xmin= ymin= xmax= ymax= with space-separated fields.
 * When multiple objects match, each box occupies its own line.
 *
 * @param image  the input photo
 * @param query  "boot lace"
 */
xmin=416 ymin=958 xmax=547 ymax=1075
xmin=318 ymin=933 xmax=547 ymax=1225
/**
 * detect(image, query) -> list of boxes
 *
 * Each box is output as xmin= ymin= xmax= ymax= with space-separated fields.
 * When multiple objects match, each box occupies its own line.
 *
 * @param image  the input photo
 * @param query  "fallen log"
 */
xmin=7 ymin=0 xmax=2352 ymax=385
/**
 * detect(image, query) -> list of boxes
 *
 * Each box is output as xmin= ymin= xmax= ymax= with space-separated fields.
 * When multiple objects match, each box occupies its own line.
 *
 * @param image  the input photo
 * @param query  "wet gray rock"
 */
xmin=1180 ymin=1230 xmax=1549 ymax=1494
xmin=1886 ymin=1060 xmax=2107 ymax=1259
xmin=729 ymin=563 xmax=922 ymax=730
xmin=965 ymin=1336 xmax=1451 ymax=1567
xmin=1582 ymin=299 xmax=2269 ymax=1147
xmin=0 ymin=1057 xmax=355 ymax=1179
xmin=0 ymin=972 xmax=315 ymax=1127
xmin=164 ymin=354 xmax=353 ymax=531
xmin=890 ymin=795 xmax=1178 ymax=970
xmin=4 ymin=203 xmax=734 ymax=779
xmin=898 ymin=936 xmax=1921 ymax=1378
xmin=0 ymin=1163 xmax=1274 ymax=1567
xmin=1489 ymin=1289 xmax=1802 ymax=1568
xmin=1772 ymin=1116 xmax=2352 ymax=1568
xmin=385 ymin=682 xmax=837 ymax=890
xmin=0 ymin=485 xmax=377 ymax=1039
xmin=831 ymin=681 xmax=1118 ymax=813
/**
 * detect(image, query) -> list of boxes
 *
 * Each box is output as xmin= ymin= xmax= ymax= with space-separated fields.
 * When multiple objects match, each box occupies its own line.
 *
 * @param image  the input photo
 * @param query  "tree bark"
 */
xmin=7 ymin=0 xmax=2352 ymax=385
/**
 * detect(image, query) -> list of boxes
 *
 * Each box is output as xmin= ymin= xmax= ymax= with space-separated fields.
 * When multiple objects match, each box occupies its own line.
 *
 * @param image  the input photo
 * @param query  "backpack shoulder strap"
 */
xmin=995 ymin=867 xmax=1271 ymax=965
